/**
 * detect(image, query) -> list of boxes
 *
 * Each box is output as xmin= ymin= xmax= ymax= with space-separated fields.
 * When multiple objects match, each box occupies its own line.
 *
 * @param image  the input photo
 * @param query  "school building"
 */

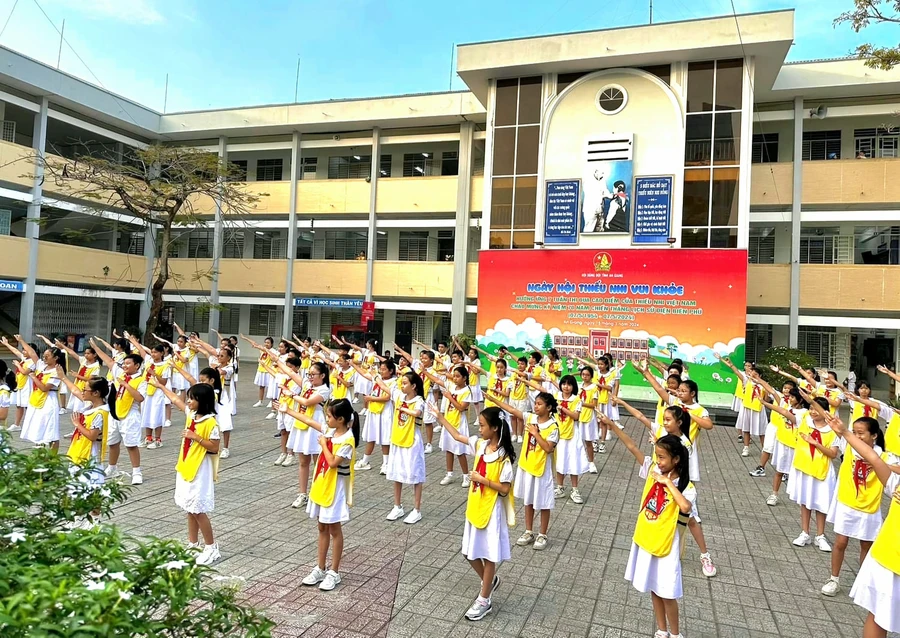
xmin=0 ymin=9 xmax=898 ymax=393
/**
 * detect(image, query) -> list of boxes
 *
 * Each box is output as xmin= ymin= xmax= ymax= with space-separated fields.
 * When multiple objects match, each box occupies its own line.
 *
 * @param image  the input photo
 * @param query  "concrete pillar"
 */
xmin=383 ymin=309 xmax=397 ymax=352
xmin=238 ymin=304 xmax=251 ymax=337
xmin=308 ymin=307 xmax=322 ymax=341
xmin=282 ymin=132 xmax=301 ymax=336
xmin=208 ymin=136 xmax=227 ymax=342
xmin=451 ymin=121 xmax=474 ymax=334
xmin=138 ymin=224 xmax=156 ymax=331
xmin=789 ymin=97 xmax=803 ymax=348
xmin=365 ymin=127 xmax=381 ymax=301
xmin=736 ymin=57 xmax=755 ymax=249
xmin=19 ymin=97 xmax=48 ymax=341
xmin=480 ymin=80 xmax=497 ymax=251
xmin=242 ymin=229 xmax=255 ymax=259
xmin=386 ymin=229 xmax=400 ymax=259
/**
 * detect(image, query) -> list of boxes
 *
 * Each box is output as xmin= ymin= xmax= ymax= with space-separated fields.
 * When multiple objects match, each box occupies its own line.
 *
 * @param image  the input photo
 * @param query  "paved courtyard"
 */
xmin=29 ymin=384 xmax=897 ymax=638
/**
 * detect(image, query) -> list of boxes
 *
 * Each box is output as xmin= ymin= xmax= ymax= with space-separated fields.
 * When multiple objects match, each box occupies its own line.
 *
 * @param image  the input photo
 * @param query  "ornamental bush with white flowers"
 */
xmin=0 ymin=434 xmax=273 ymax=637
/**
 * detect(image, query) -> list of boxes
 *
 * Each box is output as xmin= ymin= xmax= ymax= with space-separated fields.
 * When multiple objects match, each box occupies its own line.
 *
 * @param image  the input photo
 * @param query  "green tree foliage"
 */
xmin=835 ymin=0 xmax=900 ymax=69
xmin=542 ymin=334 xmax=553 ymax=350
xmin=758 ymin=347 xmax=818 ymax=388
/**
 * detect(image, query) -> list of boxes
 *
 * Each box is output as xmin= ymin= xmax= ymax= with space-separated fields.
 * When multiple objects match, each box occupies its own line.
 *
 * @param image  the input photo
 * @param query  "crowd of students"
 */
xmin=2 ymin=330 xmax=899 ymax=637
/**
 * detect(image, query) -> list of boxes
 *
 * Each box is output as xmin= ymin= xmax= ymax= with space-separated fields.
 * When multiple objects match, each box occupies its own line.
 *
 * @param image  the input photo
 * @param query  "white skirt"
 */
xmin=762 ymin=423 xmax=778 ymax=453
xmin=387 ymin=432 xmax=426 ymax=485
xmin=787 ymin=465 xmax=837 ymax=514
xmin=581 ymin=416 xmax=598 ymax=442
xmin=555 ymin=434 xmax=589 ymax=476
xmin=440 ymin=419 xmax=470 ymax=456
xmin=277 ymin=411 xmax=293 ymax=432
xmin=771 ymin=440 xmax=795 ymax=474
xmin=597 ymin=401 xmax=619 ymax=421
xmin=266 ymin=375 xmax=278 ymax=400
xmin=462 ymin=499 xmax=511 ymax=564
xmin=469 ymin=384 xmax=484 ymax=403
xmin=174 ymin=458 xmax=215 ymax=514
xmin=66 ymin=393 xmax=87 ymax=414
xmin=217 ymin=403 xmax=233 ymax=433
xmin=731 ymin=395 xmax=742 ymax=412
xmin=850 ymin=553 xmax=900 ymax=633
xmin=363 ymin=406 xmax=393 ymax=446
xmin=171 ymin=373 xmax=190 ymax=391
xmin=356 ymin=376 xmax=373 ymax=398
xmin=307 ymin=475 xmax=351 ymax=524
xmin=13 ymin=384 xmax=31 ymax=408
xmin=513 ymin=464 xmax=555 ymax=510
xmin=827 ymin=499 xmax=884 ymax=542
xmin=20 ymin=395 xmax=60 ymax=444
xmin=625 ymin=529 xmax=685 ymax=600
xmin=287 ymin=426 xmax=321 ymax=455
xmin=141 ymin=392 xmax=167 ymax=429
xmin=253 ymin=371 xmax=271 ymax=388
xmin=736 ymin=406 xmax=768 ymax=436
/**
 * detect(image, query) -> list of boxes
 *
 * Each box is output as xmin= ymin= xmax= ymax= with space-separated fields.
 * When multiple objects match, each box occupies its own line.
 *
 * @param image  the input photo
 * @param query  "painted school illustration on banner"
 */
xmin=476 ymin=248 xmax=749 ymax=406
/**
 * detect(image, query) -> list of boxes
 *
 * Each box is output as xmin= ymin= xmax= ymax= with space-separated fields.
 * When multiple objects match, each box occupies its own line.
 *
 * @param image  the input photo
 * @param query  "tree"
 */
xmin=40 ymin=144 xmax=261 ymax=339
xmin=758 ymin=346 xmax=818 ymax=388
xmin=835 ymin=0 xmax=900 ymax=69
xmin=0 ymin=434 xmax=273 ymax=636
xmin=542 ymin=333 xmax=553 ymax=350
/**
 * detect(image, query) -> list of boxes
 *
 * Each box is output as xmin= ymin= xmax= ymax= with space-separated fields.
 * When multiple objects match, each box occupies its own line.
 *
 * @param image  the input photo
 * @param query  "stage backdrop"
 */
xmin=476 ymin=248 xmax=748 ymax=407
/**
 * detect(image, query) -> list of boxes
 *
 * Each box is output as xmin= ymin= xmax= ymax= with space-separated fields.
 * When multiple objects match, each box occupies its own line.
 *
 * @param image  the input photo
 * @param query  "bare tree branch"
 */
xmin=835 ymin=0 xmax=900 ymax=69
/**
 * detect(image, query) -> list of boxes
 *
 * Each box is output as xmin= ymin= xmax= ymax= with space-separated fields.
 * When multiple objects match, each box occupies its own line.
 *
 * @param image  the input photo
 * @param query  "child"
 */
xmin=595 ymin=355 xmax=621 ymax=441
xmin=377 ymin=371 xmax=426 ymax=525
xmin=45 ymin=337 xmax=100 ymax=417
xmin=280 ymin=398 xmax=360 ymax=592
xmin=139 ymin=345 xmax=170 ymax=449
xmin=491 ymin=391 xmax=558 ymax=551
xmin=549 ymin=374 xmax=587 ymax=503
xmin=19 ymin=344 xmax=66 ymax=451
xmin=92 ymin=345 xmax=145 ymax=484
xmin=578 ymin=366 xmax=600 ymax=463
xmin=1 ymin=335 xmax=34 ymax=432
xmin=350 ymin=358 xmax=396 ymax=474
xmin=758 ymin=386 xmax=808 ymax=505
xmin=611 ymin=424 xmax=694 ymax=638
xmin=748 ymin=375 xmax=796 ymax=478
xmin=718 ymin=356 xmax=767 ymax=456
xmin=0 ymin=360 xmax=16 ymax=429
xmin=830 ymin=416 xmax=900 ymax=637
xmin=788 ymin=396 xmax=840 ymax=551
xmin=822 ymin=416 xmax=898 ymax=597
xmin=437 ymin=406 xmax=516 ymax=622
xmin=151 ymin=378 xmax=221 ymax=565
xmin=465 ymin=346 xmax=485 ymax=417
xmin=426 ymin=365 xmax=472 ymax=488
xmin=284 ymin=360 xmax=331 ymax=508
xmin=396 ymin=343 xmax=437 ymax=454
xmin=252 ymin=336 xmax=275 ymax=407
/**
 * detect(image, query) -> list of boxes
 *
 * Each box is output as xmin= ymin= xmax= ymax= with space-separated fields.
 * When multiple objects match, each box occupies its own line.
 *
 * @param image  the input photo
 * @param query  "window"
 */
xmin=310 ymin=230 xmax=369 ymax=260
xmin=117 ymin=230 xmax=145 ymax=255
xmin=798 ymin=327 xmax=838 ymax=368
xmin=799 ymin=228 xmax=838 ymax=264
xmin=187 ymin=230 xmax=213 ymax=258
xmin=292 ymin=309 xmax=309 ymax=337
xmin=253 ymin=232 xmax=286 ymax=259
xmin=249 ymin=306 xmax=282 ymax=336
xmin=802 ymin=131 xmax=841 ymax=161
xmin=752 ymin=133 xmax=778 ymax=163
xmin=300 ymin=157 xmax=317 ymax=179
xmin=595 ymin=85 xmax=627 ymax=115
xmin=437 ymin=230 xmax=454 ymax=261
xmin=855 ymin=226 xmax=900 ymax=265
xmin=854 ymin=127 xmax=899 ymax=159
xmin=681 ymin=59 xmax=742 ymax=248
xmin=222 ymin=229 xmax=244 ymax=259
xmin=403 ymin=152 xmax=435 ymax=177
xmin=441 ymin=151 xmax=459 ymax=176
xmin=399 ymin=231 xmax=430 ymax=261
xmin=748 ymin=227 xmax=775 ymax=264
xmin=490 ymin=76 xmax=542 ymax=249
xmin=228 ymin=160 xmax=247 ymax=181
xmin=219 ymin=305 xmax=240 ymax=334
xmin=256 ymin=158 xmax=283 ymax=181
xmin=745 ymin=324 xmax=773 ymax=364
xmin=180 ymin=303 xmax=210 ymax=334
xmin=327 ymin=155 xmax=391 ymax=179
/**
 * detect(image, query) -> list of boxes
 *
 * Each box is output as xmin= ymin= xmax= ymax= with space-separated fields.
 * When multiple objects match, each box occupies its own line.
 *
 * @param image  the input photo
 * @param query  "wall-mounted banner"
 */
xmin=0 ymin=279 xmax=24 ymax=292
xmin=632 ymin=176 xmax=673 ymax=245
xmin=544 ymin=180 xmax=580 ymax=245
xmin=581 ymin=160 xmax=633 ymax=234
xmin=476 ymin=248 xmax=748 ymax=406
xmin=294 ymin=297 xmax=363 ymax=308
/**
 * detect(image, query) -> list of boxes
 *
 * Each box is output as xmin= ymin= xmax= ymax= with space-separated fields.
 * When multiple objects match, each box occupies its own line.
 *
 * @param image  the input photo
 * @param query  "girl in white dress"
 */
xmin=1 ymin=335 xmax=35 ymax=432
xmin=0 ymin=361 xmax=14 ymax=428
xmin=541 ymin=374 xmax=588 ymax=504
xmin=150 ymin=378 xmax=221 ymax=566
xmin=349 ymin=358 xmax=396 ymax=475
xmin=719 ymin=356 xmax=768 ymax=457
xmin=19 ymin=345 xmax=66 ymax=450
xmin=788 ymin=396 xmax=840 ymax=551
xmin=251 ymin=336 xmax=275 ymax=407
xmin=490 ymin=391 xmax=559 ymax=551
xmin=280 ymin=398 xmax=360 ymax=592
xmin=42 ymin=336 xmax=100 ymax=417
xmin=437 ymin=405 xmax=515 ymax=622
xmin=425 ymin=365 xmax=472 ymax=488
xmin=132 ymin=344 xmax=170 ymax=449
xmin=759 ymin=386 xmax=808 ymax=505
xmin=260 ymin=355 xmax=303 ymax=467
xmin=376 ymin=371 xmax=426 ymax=525
xmin=578 ymin=366 xmax=600 ymax=469
xmin=466 ymin=346 xmax=485 ymax=417
xmin=611 ymin=424 xmax=695 ymax=638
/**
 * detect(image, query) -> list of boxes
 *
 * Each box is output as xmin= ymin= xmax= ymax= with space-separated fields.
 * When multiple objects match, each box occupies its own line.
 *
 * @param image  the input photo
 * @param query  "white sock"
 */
xmin=133 ymin=466 xmax=142 ymax=474
xmin=446 ymin=471 xmax=453 ymax=476
xmin=830 ymin=575 xmax=839 ymax=583
xmin=362 ymin=454 xmax=370 ymax=463
xmin=382 ymin=454 xmax=389 ymax=464
xmin=477 ymin=595 xmax=490 ymax=604
xmin=107 ymin=464 xmax=117 ymax=472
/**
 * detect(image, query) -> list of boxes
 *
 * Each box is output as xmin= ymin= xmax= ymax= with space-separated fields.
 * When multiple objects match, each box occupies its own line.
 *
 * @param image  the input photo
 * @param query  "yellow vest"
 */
xmin=28 ymin=368 xmax=58 ymax=409
xmin=256 ymin=352 xmax=270 ymax=373
xmin=546 ymin=360 xmax=561 ymax=383
xmin=870 ymin=496 xmax=900 ymax=576
xmin=578 ymin=385 xmax=598 ymax=422
xmin=465 ymin=440 xmax=508 ymax=529
xmin=391 ymin=396 xmax=421 ymax=448
xmin=741 ymin=380 xmax=763 ymax=411
xmin=484 ymin=373 xmax=509 ymax=409
xmin=556 ymin=395 xmax=581 ymax=440
xmin=300 ymin=357 xmax=311 ymax=372
xmin=143 ymin=361 xmax=168 ymax=396
xmin=851 ymin=401 xmax=879 ymax=423
xmin=330 ymin=368 xmax=355 ymax=400
xmin=733 ymin=376 xmax=744 ymax=399
xmin=792 ymin=418 xmax=837 ymax=481
xmin=816 ymin=386 xmax=841 ymax=415
xmin=442 ymin=386 xmax=471 ymax=428
xmin=885 ymin=412 xmax=900 ymax=457
xmin=67 ymin=407 xmax=109 ymax=465
xmin=775 ymin=406 xmax=802 ymax=448
xmin=597 ymin=369 xmax=617 ymax=405
xmin=114 ymin=373 xmax=143 ymax=417
xmin=655 ymin=397 xmax=667 ymax=426
xmin=14 ymin=359 xmax=32 ymax=392
xmin=367 ymin=379 xmax=391 ymax=415
xmin=309 ymin=432 xmax=355 ymax=508
xmin=175 ymin=413 xmax=219 ymax=482
xmin=518 ymin=415 xmax=558 ymax=477
xmin=509 ymin=376 xmax=528 ymax=401
xmin=293 ymin=385 xmax=319 ymax=429
xmin=74 ymin=361 xmax=101 ymax=391
xmin=633 ymin=466 xmax=691 ymax=557
xmin=836 ymin=449 xmax=888 ymax=514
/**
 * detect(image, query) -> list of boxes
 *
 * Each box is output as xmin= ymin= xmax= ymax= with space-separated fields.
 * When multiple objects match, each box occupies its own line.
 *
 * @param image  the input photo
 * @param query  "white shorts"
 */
xmin=108 ymin=410 xmax=143 ymax=448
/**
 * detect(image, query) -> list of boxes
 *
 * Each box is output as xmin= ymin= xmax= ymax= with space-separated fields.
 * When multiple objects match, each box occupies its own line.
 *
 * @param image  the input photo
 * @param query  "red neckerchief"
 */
xmin=146 ymin=363 xmax=156 ymax=378
xmin=71 ymin=413 xmax=85 ymax=444
xmin=302 ymin=387 xmax=314 ymax=399
xmin=181 ymin=417 xmax=196 ymax=461
xmin=314 ymin=438 xmax=333 ymax=480
xmin=751 ymin=383 xmax=762 ymax=401
xmin=579 ymin=388 xmax=587 ymax=401
xmin=117 ymin=375 xmax=131 ymax=399
xmin=863 ymin=404 xmax=875 ymax=418
xmin=77 ymin=364 xmax=88 ymax=377
xmin=472 ymin=453 xmax=488 ymax=493
xmin=853 ymin=457 xmax=871 ymax=498
xmin=808 ymin=428 xmax=823 ymax=459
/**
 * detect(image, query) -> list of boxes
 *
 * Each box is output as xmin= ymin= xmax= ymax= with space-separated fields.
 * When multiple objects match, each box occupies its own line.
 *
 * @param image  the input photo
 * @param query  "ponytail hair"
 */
xmin=199 ymin=367 xmax=222 ymax=404
xmin=681 ymin=379 xmax=699 ymax=402
xmin=655 ymin=434 xmax=691 ymax=493
xmin=0 ymin=360 xmax=16 ymax=392
xmin=482 ymin=407 xmax=517 ymax=465
xmin=87 ymin=377 xmax=109 ymax=400
xmin=310 ymin=361 xmax=329 ymax=387
xmin=326 ymin=398 xmax=360 ymax=445
xmin=536 ymin=391 xmax=558 ymax=414
xmin=664 ymin=405 xmax=690 ymax=438
xmin=854 ymin=416 xmax=885 ymax=450
xmin=788 ymin=387 xmax=808 ymax=409
xmin=402 ymin=371 xmax=424 ymax=398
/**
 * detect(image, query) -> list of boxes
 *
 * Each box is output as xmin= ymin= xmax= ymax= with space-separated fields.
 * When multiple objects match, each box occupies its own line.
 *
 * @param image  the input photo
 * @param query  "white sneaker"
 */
xmin=570 ymin=488 xmax=584 ymax=504
xmin=588 ymin=462 xmax=598 ymax=474
xmin=379 ymin=465 xmax=387 ymax=475
xmin=386 ymin=505 xmax=405 ymax=521
xmin=461 ymin=475 xmax=471 ymax=488
xmin=164 ymin=419 xmax=172 ymax=428
xmin=792 ymin=531 xmax=811 ymax=547
xmin=516 ymin=530 xmax=535 ymax=546
xmin=59 ymin=407 xmax=67 ymax=415
xmin=138 ymin=439 xmax=150 ymax=448
xmin=815 ymin=534 xmax=832 ymax=552
xmin=301 ymin=566 xmax=326 ymax=586
xmin=274 ymin=453 xmax=287 ymax=466
xmin=464 ymin=597 xmax=492 ymax=621
xmin=195 ymin=543 xmax=220 ymax=566
xmin=403 ymin=509 xmax=422 ymax=524
xmin=265 ymin=412 xmax=276 ymax=420
xmin=267 ymin=401 xmax=273 ymax=408
xmin=220 ymin=448 xmax=230 ymax=459
xmin=440 ymin=472 xmax=455 ymax=486
xmin=291 ymin=493 xmax=308 ymax=509
xmin=148 ymin=441 xmax=161 ymax=450
xmin=616 ymin=422 xmax=624 ymax=430
xmin=281 ymin=454 xmax=295 ymax=467
xmin=821 ymin=577 xmax=840 ymax=596
xmin=741 ymin=446 xmax=750 ymax=457
xmin=354 ymin=459 xmax=372 ymax=471
xmin=6 ymin=424 xmax=20 ymax=432
xmin=252 ymin=401 xmax=264 ymax=408
xmin=424 ymin=443 xmax=433 ymax=454
xmin=554 ymin=485 xmax=565 ymax=499
xmin=605 ymin=431 xmax=612 ymax=441
xmin=131 ymin=472 xmax=143 ymax=486
xmin=598 ymin=443 xmax=607 ymax=454
xmin=433 ymin=425 xmax=443 ymax=433
xmin=104 ymin=466 xmax=119 ymax=479
xmin=533 ymin=534 xmax=549 ymax=551
xmin=766 ymin=493 xmax=779 ymax=506
xmin=319 ymin=570 xmax=341 ymax=591
xmin=517 ymin=435 xmax=523 ymax=443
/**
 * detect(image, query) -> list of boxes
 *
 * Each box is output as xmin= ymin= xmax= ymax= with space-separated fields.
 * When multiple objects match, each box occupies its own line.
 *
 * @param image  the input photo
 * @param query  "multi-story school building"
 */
xmin=0 ymin=9 xmax=899 ymax=395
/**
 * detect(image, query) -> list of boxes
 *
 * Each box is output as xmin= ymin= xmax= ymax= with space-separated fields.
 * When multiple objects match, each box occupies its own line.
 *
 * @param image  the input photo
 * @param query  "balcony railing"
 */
xmin=751 ymin=158 xmax=900 ymax=207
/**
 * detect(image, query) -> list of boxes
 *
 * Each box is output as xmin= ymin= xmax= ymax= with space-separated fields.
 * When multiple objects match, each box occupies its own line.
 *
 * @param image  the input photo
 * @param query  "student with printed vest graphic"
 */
xmin=758 ymin=385 xmax=809 ymax=505
xmin=610 ymin=420 xmax=695 ymax=638
xmin=436 ymin=405 xmax=516 ymax=622
xmin=4 ymin=337 xmax=65 ymax=451
xmin=348 ymin=358 xmax=397 ymax=475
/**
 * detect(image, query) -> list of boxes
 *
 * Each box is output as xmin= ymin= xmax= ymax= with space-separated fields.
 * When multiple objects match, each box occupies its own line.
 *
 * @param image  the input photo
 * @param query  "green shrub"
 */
xmin=757 ymin=347 xmax=818 ymax=388
xmin=0 ymin=434 xmax=273 ymax=637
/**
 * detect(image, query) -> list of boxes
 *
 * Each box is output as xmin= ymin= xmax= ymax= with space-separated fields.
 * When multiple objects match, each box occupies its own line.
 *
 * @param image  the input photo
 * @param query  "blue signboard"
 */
xmin=294 ymin=297 xmax=362 ymax=308
xmin=544 ymin=180 xmax=580 ymax=245
xmin=632 ymin=176 xmax=673 ymax=245
xmin=0 ymin=279 xmax=24 ymax=292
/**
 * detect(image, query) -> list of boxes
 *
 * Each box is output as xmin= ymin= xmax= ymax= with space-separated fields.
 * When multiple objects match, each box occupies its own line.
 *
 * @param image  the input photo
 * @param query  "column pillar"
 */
xmin=451 ymin=121 xmax=474 ymax=334
xmin=138 ymin=223 xmax=156 ymax=332
xmin=282 ymin=131 xmax=301 ymax=336
xmin=736 ymin=56 xmax=755 ymax=249
xmin=20 ymin=97 xmax=48 ymax=341
xmin=208 ymin=136 xmax=227 ymax=342
xmin=383 ymin=309 xmax=397 ymax=352
xmin=789 ymin=97 xmax=803 ymax=348
xmin=480 ymin=81 xmax=496 ymax=250
xmin=365 ymin=127 xmax=381 ymax=302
